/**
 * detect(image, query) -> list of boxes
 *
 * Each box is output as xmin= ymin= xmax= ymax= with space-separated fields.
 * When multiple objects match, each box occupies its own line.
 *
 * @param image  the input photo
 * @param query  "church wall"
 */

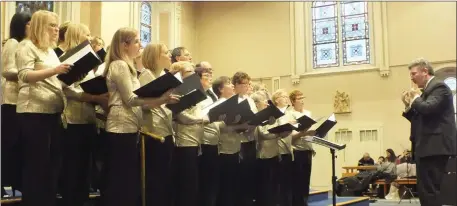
xmin=191 ymin=1 xmax=456 ymax=190
xmin=0 ymin=1 xmax=455 ymax=191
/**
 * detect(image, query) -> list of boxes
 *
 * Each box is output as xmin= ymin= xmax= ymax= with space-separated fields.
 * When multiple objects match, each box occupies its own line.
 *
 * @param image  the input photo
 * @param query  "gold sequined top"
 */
xmin=200 ymin=95 xmax=220 ymax=145
xmin=218 ymin=123 xmax=242 ymax=155
xmin=16 ymin=39 xmax=65 ymax=114
xmin=278 ymin=111 xmax=294 ymax=155
xmin=62 ymin=70 xmax=97 ymax=125
xmin=256 ymin=123 xmax=280 ymax=159
xmin=290 ymin=109 xmax=314 ymax=151
xmin=138 ymin=69 xmax=174 ymax=138
xmin=174 ymin=104 xmax=205 ymax=147
xmin=1 ymin=39 xmax=19 ymax=105
xmin=105 ymin=60 xmax=143 ymax=133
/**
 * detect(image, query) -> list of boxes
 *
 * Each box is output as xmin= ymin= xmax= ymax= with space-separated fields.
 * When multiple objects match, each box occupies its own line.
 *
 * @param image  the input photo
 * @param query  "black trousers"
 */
xmin=90 ymin=128 xmax=108 ymax=192
xmin=238 ymin=141 xmax=257 ymax=206
xmin=256 ymin=157 xmax=279 ymax=206
xmin=18 ymin=113 xmax=63 ymax=206
xmin=416 ymin=155 xmax=450 ymax=206
xmin=145 ymin=135 xmax=174 ymax=206
xmin=198 ymin=144 xmax=220 ymax=206
xmin=1 ymin=104 xmax=22 ymax=192
xmin=279 ymin=154 xmax=293 ymax=206
xmin=60 ymin=123 xmax=97 ymax=206
xmin=173 ymin=146 xmax=199 ymax=206
xmin=217 ymin=153 xmax=240 ymax=206
xmin=292 ymin=150 xmax=312 ymax=206
xmin=100 ymin=132 xmax=141 ymax=206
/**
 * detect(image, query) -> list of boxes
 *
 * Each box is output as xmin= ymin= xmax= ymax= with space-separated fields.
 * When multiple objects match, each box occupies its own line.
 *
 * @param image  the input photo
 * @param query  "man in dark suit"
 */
xmin=402 ymin=58 xmax=457 ymax=206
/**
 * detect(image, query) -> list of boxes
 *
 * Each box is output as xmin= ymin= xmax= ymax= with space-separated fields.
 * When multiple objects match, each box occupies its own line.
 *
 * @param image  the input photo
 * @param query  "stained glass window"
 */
xmin=140 ymin=2 xmax=152 ymax=48
xmin=16 ymin=1 xmax=54 ymax=14
xmin=312 ymin=1 xmax=339 ymax=68
xmin=341 ymin=1 xmax=370 ymax=65
xmin=311 ymin=1 xmax=371 ymax=69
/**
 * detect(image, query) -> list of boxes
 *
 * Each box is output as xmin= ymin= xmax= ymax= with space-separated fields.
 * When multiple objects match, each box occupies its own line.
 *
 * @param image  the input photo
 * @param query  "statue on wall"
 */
xmin=334 ymin=90 xmax=351 ymax=114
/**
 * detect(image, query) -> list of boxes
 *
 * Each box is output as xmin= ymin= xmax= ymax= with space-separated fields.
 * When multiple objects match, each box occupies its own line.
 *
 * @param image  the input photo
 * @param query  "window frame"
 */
xmin=291 ymin=2 xmax=389 ymax=77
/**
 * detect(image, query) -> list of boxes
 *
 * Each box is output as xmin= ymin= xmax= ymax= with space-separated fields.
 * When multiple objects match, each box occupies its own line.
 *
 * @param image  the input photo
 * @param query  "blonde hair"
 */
xmin=63 ymin=23 xmax=90 ymax=51
xmin=169 ymin=61 xmax=194 ymax=74
xmin=90 ymin=36 xmax=105 ymax=48
xmin=104 ymin=27 xmax=138 ymax=76
xmin=271 ymin=89 xmax=287 ymax=106
xmin=251 ymin=91 xmax=269 ymax=104
xmin=29 ymin=10 xmax=59 ymax=50
xmin=142 ymin=43 xmax=167 ymax=75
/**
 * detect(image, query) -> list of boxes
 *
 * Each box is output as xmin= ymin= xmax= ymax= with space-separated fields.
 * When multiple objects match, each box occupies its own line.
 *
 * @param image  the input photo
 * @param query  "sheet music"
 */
xmin=61 ymin=43 xmax=99 ymax=65
xmin=201 ymin=97 xmax=227 ymax=117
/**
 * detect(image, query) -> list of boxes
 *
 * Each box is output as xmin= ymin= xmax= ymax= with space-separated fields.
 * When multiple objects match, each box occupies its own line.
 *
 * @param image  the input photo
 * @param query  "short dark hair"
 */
xmin=9 ymin=12 xmax=32 ymax=42
xmin=231 ymin=71 xmax=250 ymax=85
xmin=212 ymin=76 xmax=231 ymax=98
xmin=171 ymin=46 xmax=186 ymax=63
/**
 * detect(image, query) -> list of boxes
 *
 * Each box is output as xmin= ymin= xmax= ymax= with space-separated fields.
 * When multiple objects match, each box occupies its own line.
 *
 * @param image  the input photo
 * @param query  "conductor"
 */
xmin=401 ymin=58 xmax=457 ymax=206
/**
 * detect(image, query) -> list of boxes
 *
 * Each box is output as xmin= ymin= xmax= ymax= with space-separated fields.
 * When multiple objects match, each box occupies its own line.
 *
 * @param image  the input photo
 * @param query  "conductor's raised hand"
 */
xmin=54 ymin=63 xmax=72 ymax=74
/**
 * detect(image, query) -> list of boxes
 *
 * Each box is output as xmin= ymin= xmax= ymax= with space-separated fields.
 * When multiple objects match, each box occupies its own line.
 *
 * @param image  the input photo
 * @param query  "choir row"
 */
xmin=1 ymin=10 xmax=318 ymax=206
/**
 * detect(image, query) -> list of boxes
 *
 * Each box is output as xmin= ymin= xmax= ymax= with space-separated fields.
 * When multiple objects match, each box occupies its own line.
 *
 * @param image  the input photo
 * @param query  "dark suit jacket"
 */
xmin=402 ymin=77 xmax=457 ymax=158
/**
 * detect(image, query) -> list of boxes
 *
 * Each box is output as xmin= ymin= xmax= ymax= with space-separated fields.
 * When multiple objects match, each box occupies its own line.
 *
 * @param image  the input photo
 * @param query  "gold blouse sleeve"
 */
xmin=109 ymin=61 xmax=145 ymax=107
xmin=2 ymin=39 xmax=19 ymax=80
xmin=16 ymin=41 xmax=36 ymax=82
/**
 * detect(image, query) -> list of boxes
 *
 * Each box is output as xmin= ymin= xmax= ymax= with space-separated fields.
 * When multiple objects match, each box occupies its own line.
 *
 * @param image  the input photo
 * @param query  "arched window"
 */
xmin=140 ymin=2 xmax=152 ymax=48
xmin=16 ymin=1 xmax=54 ymax=14
xmin=312 ymin=1 xmax=370 ymax=69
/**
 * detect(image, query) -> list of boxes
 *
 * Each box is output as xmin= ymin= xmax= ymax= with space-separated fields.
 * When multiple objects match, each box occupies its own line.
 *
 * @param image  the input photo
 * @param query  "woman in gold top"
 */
xmin=211 ymin=76 xmax=241 ymax=206
xmin=170 ymin=61 xmax=208 ymax=206
xmin=100 ymin=27 xmax=179 ymax=206
xmin=139 ymin=43 xmax=175 ymax=206
xmin=252 ymin=90 xmax=290 ymax=206
xmin=59 ymin=23 xmax=108 ymax=206
xmin=15 ymin=10 xmax=72 ymax=206
xmin=289 ymin=90 xmax=315 ymax=206
xmin=1 ymin=11 xmax=31 ymax=197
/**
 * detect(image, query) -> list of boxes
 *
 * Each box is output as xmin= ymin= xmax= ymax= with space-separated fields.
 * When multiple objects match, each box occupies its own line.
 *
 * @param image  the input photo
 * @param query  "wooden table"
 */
xmin=342 ymin=166 xmax=377 ymax=177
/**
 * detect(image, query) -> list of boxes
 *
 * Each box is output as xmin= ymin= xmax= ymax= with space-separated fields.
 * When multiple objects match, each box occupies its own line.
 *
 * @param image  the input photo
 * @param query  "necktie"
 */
xmin=207 ymin=90 xmax=217 ymax=102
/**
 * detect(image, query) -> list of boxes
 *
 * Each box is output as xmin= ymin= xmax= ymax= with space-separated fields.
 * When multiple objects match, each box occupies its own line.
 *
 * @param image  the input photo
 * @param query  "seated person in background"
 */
xmin=358 ymin=153 xmax=375 ymax=166
xmin=377 ymin=156 xmax=385 ymax=165
xmin=397 ymin=149 xmax=413 ymax=164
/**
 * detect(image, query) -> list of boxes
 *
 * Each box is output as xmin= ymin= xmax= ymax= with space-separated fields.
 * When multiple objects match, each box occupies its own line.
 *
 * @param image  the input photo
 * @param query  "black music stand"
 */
xmin=305 ymin=136 xmax=346 ymax=206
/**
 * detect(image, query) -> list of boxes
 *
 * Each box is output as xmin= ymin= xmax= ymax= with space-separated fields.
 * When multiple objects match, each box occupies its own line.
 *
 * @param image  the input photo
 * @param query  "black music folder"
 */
xmin=54 ymin=47 xmax=64 ymax=57
xmin=314 ymin=114 xmax=337 ymax=138
xmin=96 ymin=48 xmax=107 ymax=62
xmin=205 ymin=95 xmax=238 ymax=123
xmin=165 ymin=73 xmax=207 ymax=114
xmin=296 ymin=114 xmax=320 ymax=131
xmin=173 ymin=73 xmax=204 ymax=96
xmin=248 ymin=100 xmax=284 ymax=126
xmin=133 ymin=71 xmax=183 ymax=98
xmin=80 ymin=76 xmax=108 ymax=95
xmin=165 ymin=89 xmax=207 ymax=114
xmin=58 ymin=40 xmax=103 ymax=86
xmin=268 ymin=123 xmax=299 ymax=134
xmin=236 ymin=99 xmax=256 ymax=124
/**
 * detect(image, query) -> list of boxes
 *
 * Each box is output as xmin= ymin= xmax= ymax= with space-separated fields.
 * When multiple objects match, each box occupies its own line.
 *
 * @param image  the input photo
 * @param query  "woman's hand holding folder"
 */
xmin=53 ymin=63 xmax=72 ymax=74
